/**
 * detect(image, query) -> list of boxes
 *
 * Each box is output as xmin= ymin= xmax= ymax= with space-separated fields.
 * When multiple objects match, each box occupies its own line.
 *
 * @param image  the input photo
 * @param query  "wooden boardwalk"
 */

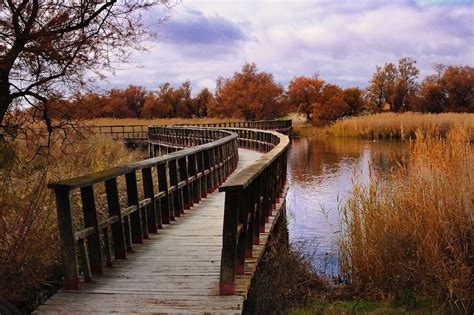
xmin=35 ymin=148 xmax=287 ymax=314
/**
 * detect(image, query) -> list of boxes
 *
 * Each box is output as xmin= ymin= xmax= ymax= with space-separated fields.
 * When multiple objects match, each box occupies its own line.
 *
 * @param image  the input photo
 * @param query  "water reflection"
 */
xmin=286 ymin=137 xmax=406 ymax=276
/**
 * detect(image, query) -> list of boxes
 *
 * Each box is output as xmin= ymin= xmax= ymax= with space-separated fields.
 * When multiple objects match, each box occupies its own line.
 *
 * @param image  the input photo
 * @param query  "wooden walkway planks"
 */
xmin=35 ymin=149 xmax=273 ymax=314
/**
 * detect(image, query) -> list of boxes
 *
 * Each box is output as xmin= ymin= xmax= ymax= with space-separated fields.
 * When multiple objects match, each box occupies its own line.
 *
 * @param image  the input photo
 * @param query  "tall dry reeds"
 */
xmin=0 ymin=134 xmax=143 ymax=311
xmin=339 ymin=127 xmax=473 ymax=312
xmin=327 ymin=112 xmax=474 ymax=140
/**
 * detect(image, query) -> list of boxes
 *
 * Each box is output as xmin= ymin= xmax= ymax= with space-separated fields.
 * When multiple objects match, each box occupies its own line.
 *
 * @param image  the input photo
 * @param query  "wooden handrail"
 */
xmin=49 ymin=127 xmax=239 ymax=290
xmin=217 ymin=128 xmax=290 ymax=295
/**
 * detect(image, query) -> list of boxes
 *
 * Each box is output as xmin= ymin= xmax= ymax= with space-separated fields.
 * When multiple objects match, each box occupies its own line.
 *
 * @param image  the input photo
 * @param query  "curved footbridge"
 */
xmin=35 ymin=120 xmax=291 ymax=314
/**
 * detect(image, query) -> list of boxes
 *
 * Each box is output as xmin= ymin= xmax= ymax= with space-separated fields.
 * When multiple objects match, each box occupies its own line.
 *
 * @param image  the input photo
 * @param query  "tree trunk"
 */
xmin=0 ymin=80 xmax=12 ymax=127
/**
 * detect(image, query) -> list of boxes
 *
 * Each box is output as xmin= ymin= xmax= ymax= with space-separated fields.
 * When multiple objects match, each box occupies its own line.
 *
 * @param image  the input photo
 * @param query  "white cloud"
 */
xmin=104 ymin=0 xmax=474 ymax=91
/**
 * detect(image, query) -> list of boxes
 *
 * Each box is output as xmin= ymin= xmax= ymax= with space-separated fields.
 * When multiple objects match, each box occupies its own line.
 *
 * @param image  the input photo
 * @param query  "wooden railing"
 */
xmin=175 ymin=119 xmax=292 ymax=134
xmin=90 ymin=125 xmax=148 ymax=140
xmin=217 ymin=128 xmax=290 ymax=295
xmin=90 ymin=119 xmax=292 ymax=140
xmin=48 ymin=127 xmax=238 ymax=290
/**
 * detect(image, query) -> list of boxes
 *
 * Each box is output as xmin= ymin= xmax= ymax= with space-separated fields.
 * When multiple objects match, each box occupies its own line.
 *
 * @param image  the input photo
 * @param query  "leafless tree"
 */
xmin=0 ymin=0 xmax=173 ymax=138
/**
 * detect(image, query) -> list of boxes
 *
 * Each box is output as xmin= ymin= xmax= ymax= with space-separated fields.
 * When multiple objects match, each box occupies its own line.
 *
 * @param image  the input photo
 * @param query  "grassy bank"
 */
xmin=338 ymin=127 xmax=473 ymax=313
xmin=0 ymin=135 xmax=144 ymax=312
xmin=293 ymin=112 xmax=474 ymax=139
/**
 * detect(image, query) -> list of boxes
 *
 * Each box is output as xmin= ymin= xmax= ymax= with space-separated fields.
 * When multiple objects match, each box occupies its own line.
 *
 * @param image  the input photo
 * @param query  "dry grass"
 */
xmin=0 ymin=134 xmax=144 ymax=312
xmin=244 ymin=222 xmax=327 ymax=315
xmin=338 ymin=127 xmax=473 ymax=312
xmin=87 ymin=117 xmax=240 ymax=126
xmin=326 ymin=112 xmax=474 ymax=140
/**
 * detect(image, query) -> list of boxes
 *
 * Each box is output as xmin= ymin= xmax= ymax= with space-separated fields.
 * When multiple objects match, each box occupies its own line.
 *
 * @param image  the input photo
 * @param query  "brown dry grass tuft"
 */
xmin=0 ymin=134 xmax=144 ymax=312
xmin=244 ymin=221 xmax=328 ymax=314
xmin=338 ymin=127 xmax=473 ymax=312
xmin=327 ymin=112 xmax=474 ymax=140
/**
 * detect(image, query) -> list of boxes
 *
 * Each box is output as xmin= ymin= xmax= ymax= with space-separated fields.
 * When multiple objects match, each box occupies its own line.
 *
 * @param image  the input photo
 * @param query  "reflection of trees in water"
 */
xmin=289 ymin=137 xmax=407 ymax=182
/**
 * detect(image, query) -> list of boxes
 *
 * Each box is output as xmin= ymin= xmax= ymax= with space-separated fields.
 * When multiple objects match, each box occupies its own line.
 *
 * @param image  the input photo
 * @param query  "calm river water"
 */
xmin=286 ymin=136 xmax=406 ymax=276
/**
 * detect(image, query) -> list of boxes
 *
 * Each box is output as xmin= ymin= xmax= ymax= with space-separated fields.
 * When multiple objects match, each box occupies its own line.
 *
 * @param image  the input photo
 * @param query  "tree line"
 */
xmin=46 ymin=59 xmax=473 ymax=122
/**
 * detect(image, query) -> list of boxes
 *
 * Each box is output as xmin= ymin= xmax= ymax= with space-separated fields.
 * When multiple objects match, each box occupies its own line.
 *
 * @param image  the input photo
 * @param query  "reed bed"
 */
xmin=327 ymin=112 xmax=474 ymax=140
xmin=0 ymin=134 xmax=144 ymax=311
xmin=338 ymin=127 xmax=473 ymax=312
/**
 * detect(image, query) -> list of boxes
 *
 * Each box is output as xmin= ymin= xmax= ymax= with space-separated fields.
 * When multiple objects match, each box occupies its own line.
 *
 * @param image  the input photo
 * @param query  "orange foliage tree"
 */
xmin=343 ymin=87 xmax=365 ymax=115
xmin=366 ymin=58 xmax=419 ymax=112
xmin=416 ymin=65 xmax=474 ymax=113
xmin=191 ymin=88 xmax=214 ymax=117
xmin=102 ymin=85 xmax=147 ymax=118
xmin=313 ymin=84 xmax=350 ymax=121
xmin=209 ymin=63 xmax=284 ymax=120
xmin=287 ymin=76 xmax=324 ymax=121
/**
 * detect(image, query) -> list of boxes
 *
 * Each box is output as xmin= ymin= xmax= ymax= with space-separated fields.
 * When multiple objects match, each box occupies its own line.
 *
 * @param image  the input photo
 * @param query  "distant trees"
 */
xmin=287 ymin=76 xmax=324 ymax=121
xmin=32 ymin=60 xmax=474 ymax=123
xmin=366 ymin=59 xmax=473 ymax=114
xmin=208 ymin=63 xmax=284 ymax=120
xmin=366 ymin=63 xmax=398 ymax=112
xmin=343 ymin=87 xmax=365 ymax=115
xmin=287 ymin=76 xmax=364 ymax=121
xmin=192 ymin=88 xmax=214 ymax=117
xmin=366 ymin=58 xmax=419 ymax=112
xmin=312 ymin=84 xmax=348 ymax=121
xmin=415 ymin=65 xmax=474 ymax=113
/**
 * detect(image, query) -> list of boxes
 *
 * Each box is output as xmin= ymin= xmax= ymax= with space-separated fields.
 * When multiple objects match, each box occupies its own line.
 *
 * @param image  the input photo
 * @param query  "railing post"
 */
xmin=220 ymin=190 xmax=241 ymax=295
xmin=105 ymin=178 xmax=127 ymax=259
xmin=142 ymin=167 xmax=161 ymax=231
xmin=236 ymin=188 xmax=249 ymax=275
xmin=178 ymin=156 xmax=191 ymax=209
xmin=198 ymin=152 xmax=207 ymax=199
xmin=157 ymin=163 xmax=172 ymax=224
xmin=125 ymin=171 xmax=144 ymax=244
xmin=188 ymin=154 xmax=200 ymax=204
xmin=54 ymin=187 xmax=81 ymax=290
xmin=169 ymin=159 xmax=183 ymax=217
xmin=80 ymin=185 xmax=103 ymax=275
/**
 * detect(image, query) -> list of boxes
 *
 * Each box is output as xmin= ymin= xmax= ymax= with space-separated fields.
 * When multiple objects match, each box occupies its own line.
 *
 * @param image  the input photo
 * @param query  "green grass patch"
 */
xmin=290 ymin=298 xmax=450 ymax=315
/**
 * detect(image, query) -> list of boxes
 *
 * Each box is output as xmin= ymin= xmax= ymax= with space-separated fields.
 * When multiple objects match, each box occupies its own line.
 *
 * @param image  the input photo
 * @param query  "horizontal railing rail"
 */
xmin=49 ymin=127 xmax=238 ymax=290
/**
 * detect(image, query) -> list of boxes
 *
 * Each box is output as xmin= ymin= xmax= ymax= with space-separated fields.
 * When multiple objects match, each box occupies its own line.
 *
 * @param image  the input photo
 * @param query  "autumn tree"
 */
xmin=366 ymin=58 xmax=420 ymax=112
xmin=393 ymin=57 xmax=419 ymax=112
xmin=103 ymin=85 xmax=147 ymax=118
xmin=313 ymin=84 xmax=350 ymax=120
xmin=417 ymin=65 xmax=473 ymax=113
xmin=0 ymin=0 xmax=171 ymax=136
xmin=191 ymin=87 xmax=214 ymax=117
xmin=343 ymin=87 xmax=365 ymax=114
xmin=287 ymin=76 xmax=324 ymax=121
xmin=209 ymin=63 xmax=284 ymax=120
xmin=178 ymin=80 xmax=193 ymax=118
xmin=366 ymin=63 xmax=397 ymax=112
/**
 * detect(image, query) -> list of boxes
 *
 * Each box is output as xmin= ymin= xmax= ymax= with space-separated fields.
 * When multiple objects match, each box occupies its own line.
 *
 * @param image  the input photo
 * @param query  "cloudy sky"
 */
xmin=106 ymin=0 xmax=474 ymax=92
